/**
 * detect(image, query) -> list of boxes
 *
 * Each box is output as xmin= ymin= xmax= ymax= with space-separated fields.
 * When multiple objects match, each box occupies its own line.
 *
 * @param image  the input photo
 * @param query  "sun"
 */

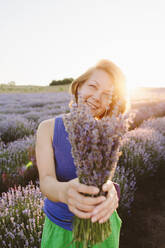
xmin=126 ymin=79 xmax=141 ymax=96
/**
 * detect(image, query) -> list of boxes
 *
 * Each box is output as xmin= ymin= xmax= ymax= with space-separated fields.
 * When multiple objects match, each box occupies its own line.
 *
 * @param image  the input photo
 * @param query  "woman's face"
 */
xmin=77 ymin=69 xmax=114 ymax=118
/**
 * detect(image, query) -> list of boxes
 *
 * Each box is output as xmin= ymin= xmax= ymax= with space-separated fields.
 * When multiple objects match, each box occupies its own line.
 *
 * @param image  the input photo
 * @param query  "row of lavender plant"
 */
xmin=0 ymin=91 xmax=164 ymax=197
xmin=0 ymin=92 xmax=70 ymax=131
xmin=115 ymin=116 xmax=165 ymax=213
xmin=0 ymin=93 xmax=165 ymax=144
xmin=129 ymin=101 xmax=165 ymax=129
xmin=0 ymin=135 xmax=35 ymax=173
xmin=0 ymin=181 xmax=44 ymax=248
xmin=0 ymin=93 xmax=164 ymax=185
xmin=0 ymin=116 xmax=165 ymax=247
xmin=0 ymin=92 xmax=70 ymax=192
xmin=0 ymin=135 xmax=37 ymax=194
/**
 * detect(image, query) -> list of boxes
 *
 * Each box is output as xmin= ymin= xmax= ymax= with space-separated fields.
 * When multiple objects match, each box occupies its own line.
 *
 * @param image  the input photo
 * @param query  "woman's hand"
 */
xmin=64 ymin=178 xmax=106 ymax=219
xmin=90 ymin=179 xmax=119 ymax=224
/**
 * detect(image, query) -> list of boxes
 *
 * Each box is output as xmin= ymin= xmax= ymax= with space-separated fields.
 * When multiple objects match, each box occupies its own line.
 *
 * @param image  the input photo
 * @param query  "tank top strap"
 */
xmin=52 ymin=114 xmax=66 ymax=148
xmin=52 ymin=115 xmax=60 ymax=148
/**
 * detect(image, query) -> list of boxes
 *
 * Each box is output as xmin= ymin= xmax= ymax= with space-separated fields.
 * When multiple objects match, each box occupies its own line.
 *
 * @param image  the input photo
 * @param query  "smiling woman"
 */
xmin=38 ymin=59 xmax=127 ymax=248
xmin=69 ymin=59 xmax=130 ymax=119
xmin=77 ymin=69 xmax=115 ymax=119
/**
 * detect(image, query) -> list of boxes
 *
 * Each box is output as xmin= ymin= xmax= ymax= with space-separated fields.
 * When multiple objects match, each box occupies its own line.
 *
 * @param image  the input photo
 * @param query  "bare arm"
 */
xmin=35 ymin=118 xmax=104 ymax=220
xmin=35 ymin=119 xmax=67 ymax=203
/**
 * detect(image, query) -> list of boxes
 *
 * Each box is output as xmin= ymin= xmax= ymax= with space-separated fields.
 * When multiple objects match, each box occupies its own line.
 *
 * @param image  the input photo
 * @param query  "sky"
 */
xmin=0 ymin=0 xmax=165 ymax=90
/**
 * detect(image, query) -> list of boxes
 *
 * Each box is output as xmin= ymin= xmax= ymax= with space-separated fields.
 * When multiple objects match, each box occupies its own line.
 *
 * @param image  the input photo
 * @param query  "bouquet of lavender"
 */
xmin=62 ymin=94 xmax=130 ymax=247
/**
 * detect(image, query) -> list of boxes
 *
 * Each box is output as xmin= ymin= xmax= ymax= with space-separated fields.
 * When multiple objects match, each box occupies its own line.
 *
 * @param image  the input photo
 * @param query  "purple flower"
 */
xmin=62 ymin=94 xmax=130 ymax=246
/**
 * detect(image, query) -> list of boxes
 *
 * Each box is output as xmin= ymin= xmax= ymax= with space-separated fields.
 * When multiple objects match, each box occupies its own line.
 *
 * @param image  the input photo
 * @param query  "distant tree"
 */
xmin=49 ymin=77 xmax=74 ymax=86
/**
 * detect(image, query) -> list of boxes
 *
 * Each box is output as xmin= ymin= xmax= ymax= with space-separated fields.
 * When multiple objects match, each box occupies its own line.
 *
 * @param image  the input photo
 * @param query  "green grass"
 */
xmin=0 ymin=84 xmax=70 ymax=94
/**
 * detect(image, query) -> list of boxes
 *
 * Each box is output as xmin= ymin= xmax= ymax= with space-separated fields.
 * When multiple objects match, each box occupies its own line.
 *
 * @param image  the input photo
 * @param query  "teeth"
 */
xmin=87 ymin=101 xmax=96 ymax=107
xmin=88 ymin=103 xmax=96 ymax=109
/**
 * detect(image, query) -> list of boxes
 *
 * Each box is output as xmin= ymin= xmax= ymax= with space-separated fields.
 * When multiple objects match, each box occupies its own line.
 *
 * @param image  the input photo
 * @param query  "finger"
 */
xmin=71 ymin=180 xmax=100 ymax=195
xmin=92 ymin=199 xmax=118 ymax=223
xmin=77 ymin=183 xmax=100 ymax=195
xmin=78 ymin=191 xmax=106 ymax=206
xmin=102 ymin=179 xmax=113 ymax=192
xmin=99 ymin=211 xmax=111 ymax=224
xmin=91 ymin=191 xmax=118 ymax=216
xmin=68 ymin=198 xmax=95 ymax=212
xmin=69 ymin=205 xmax=92 ymax=219
xmin=91 ymin=194 xmax=112 ymax=215
xmin=91 ymin=208 xmax=109 ymax=223
xmin=68 ymin=187 xmax=106 ymax=206
xmin=99 ymin=203 xmax=118 ymax=224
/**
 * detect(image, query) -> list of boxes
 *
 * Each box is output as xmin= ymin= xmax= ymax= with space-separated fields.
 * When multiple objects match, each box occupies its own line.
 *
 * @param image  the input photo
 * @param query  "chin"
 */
xmin=90 ymin=109 xmax=100 ymax=119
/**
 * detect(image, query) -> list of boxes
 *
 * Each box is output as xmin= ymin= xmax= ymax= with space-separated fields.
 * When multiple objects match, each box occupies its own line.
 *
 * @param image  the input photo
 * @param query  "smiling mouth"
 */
xmin=87 ymin=101 xmax=99 ymax=109
xmin=87 ymin=102 xmax=97 ymax=109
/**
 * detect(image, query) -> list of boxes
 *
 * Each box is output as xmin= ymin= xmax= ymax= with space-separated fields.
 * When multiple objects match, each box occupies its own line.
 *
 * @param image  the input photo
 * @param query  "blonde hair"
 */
xmin=69 ymin=59 xmax=130 ymax=119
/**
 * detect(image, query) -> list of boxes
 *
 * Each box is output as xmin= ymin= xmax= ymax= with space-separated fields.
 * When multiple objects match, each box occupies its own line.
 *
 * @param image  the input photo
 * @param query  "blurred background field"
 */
xmin=1 ymin=83 xmax=165 ymax=102
xmin=1 ymin=83 xmax=165 ymax=99
xmin=130 ymin=87 xmax=165 ymax=102
xmin=0 ymin=85 xmax=165 ymax=247
xmin=1 ymin=0 xmax=165 ymax=246
xmin=0 ymin=83 xmax=70 ymax=94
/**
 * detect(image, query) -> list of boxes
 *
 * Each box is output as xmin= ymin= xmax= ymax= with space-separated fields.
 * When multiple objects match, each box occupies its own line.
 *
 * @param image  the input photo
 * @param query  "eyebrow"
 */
xmin=89 ymin=80 xmax=111 ymax=93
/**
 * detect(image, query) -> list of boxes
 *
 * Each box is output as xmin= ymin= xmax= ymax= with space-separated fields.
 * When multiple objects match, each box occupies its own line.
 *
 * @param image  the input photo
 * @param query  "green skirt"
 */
xmin=41 ymin=210 xmax=122 ymax=248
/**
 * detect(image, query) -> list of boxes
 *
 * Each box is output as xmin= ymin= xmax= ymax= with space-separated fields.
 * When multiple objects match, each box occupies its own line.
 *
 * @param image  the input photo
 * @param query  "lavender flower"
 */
xmin=115 ymin=117 xmax=165 ymax=214
xmin=140 ymin=116 xmax=165 ymax=137
xmin=0 ymin=181 xmax=45 ymax=248
xmin=62 ymin=94 xmax=130 ymax=247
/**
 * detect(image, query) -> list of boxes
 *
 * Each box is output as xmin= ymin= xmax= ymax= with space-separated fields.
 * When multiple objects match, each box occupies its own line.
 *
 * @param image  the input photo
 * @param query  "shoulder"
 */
xmin=37 ymin=113 xmax=70 ymax=142
xmin=37 ymin=118 xmax=56 ymax=143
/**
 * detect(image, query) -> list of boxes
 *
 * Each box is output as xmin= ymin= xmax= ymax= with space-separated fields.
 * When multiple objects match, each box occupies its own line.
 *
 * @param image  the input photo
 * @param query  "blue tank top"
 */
xmin=43 ymin=114 xmax=77 ymax=231
xmin=43 ymin=114 xmax=120 ymax=231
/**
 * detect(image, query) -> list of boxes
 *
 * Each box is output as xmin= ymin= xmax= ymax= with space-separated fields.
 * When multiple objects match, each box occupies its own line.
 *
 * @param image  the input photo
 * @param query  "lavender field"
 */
xmin=0 ymin=87 xmax=165 ymax=247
